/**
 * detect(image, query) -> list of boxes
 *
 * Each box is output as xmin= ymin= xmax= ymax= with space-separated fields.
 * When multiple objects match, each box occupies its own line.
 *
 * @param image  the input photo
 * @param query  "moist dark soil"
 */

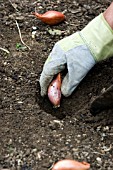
xmin=0 ymin=0 xmax=113 ymax=170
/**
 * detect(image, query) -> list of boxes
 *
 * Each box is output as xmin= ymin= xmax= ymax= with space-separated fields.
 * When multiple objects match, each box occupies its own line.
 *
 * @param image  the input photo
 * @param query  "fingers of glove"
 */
xmin=40 ymin=63 xmax=66 ymax=97
xmin=43 ymin=43 xmax=66 ymax=75
xmin=39 ymin=43 xmax=66 ymax=96
xmin=39 ymin=72 xmax=54 ymax=97
xmin=61 ymin=64 xmax=91 ymax=97
xmin=61 ymin=45 xmax=95 ymax=97
xmin=61 ymin=73 xmax=79 ymax=97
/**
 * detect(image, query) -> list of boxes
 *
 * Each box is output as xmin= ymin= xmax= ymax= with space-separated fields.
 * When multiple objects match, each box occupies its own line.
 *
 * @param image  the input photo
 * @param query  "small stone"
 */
xmin=32 ymin=26 xmax=37 ymax=31
xmin=8 ymin=139 xmax=12 ymax=145
xmin=32 ymin=31 xmax=37 ymax=38
xmin=17 ymin=159 xmax=22 ymax=166
xmin=103 ymin=126 xmax=109 ymax=131
xmin=31 ymin=148 xmax=37 ymax=153
xmin=96 ymin=157 xmax=102 ymax=164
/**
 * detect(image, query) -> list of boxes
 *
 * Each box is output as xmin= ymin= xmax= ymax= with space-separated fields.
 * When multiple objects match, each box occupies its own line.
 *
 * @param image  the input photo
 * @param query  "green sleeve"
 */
xmin=80 ymin=13 xmax=113 ymax=62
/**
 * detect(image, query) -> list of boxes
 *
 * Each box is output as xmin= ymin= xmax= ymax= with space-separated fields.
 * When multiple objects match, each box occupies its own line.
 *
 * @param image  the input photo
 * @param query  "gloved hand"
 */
xmin=40 ymin=13 xmax=113 ymax=97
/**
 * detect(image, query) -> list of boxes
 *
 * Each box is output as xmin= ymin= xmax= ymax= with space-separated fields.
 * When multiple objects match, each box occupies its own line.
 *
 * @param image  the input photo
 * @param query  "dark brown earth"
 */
xmin=0 ymin=0 xmax=113 ymax=170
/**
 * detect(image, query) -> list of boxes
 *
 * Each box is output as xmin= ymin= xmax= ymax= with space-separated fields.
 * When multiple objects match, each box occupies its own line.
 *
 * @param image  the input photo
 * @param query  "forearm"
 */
xmin=103 ymin=2 xmax=113 ymax=29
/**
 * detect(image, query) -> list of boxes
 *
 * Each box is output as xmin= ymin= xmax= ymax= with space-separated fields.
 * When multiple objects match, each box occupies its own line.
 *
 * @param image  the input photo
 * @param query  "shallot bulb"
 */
xmin=52 ymin=159 xmax=90 ymax=170
xmin=48 ymin=73 xmax=61 ymax=107
xmin=32 ymin=10 xmax=66 ymax=25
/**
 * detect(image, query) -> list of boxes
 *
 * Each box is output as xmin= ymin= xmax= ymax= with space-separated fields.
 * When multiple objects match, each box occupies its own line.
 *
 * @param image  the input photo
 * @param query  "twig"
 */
xmin=8 ymin=0 xmax=18 ymax=11
xmin=92 ymin=151 xmax=105 ymax=155
xmin=15 ymin=20 xmax=31 ymax=50
xmin=35 ymin=7 xmax=37 ymax=13
xmin=0 ymin=47 xmax=10 ymax=54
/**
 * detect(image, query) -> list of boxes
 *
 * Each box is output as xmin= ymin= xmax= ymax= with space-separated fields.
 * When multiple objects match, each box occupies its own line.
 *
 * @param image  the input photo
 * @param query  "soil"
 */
xmin=0 ymin=0 xmax=113 ymax=170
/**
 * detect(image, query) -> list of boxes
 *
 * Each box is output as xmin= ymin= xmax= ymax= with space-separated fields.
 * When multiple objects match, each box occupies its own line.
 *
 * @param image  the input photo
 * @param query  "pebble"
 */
xmin=96 ymin=157 xmax=102 ymax=164
xmin=32 ymin=31 xmax=37 ymax=38
xmin=103 ymin=126 xmax=109 ymax=131
xmin=32 ymin=26 xmax=37 ymax=31
xmin=8 ymin=139 xmax=13 ymax=145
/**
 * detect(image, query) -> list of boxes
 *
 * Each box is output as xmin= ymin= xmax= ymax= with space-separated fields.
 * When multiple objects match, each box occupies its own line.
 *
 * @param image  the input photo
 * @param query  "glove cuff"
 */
xmin=80 ymin=13 xmax=113 ymax=62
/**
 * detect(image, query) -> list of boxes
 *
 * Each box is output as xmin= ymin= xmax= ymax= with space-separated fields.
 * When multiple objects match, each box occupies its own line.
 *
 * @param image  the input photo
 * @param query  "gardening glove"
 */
xmin=40 ymin=13 xmax=113 ymax=97
xmin=90 ymin=85 xmax=113 ymax=116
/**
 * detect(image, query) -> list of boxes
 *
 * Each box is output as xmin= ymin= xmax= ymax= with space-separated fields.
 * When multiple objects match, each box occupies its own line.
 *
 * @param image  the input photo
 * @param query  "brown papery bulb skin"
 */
xmin=48 ymin=73 xmax=61 ymax=107
xmin=52 ymin=159 xmax=90 ymax=170
xmin=32 ymin=11 xmax=66 ymax=25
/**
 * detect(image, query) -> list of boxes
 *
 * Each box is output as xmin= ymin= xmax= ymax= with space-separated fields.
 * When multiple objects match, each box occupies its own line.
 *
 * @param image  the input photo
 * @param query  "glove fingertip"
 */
xmin=39 ymin=72 xmax=53 ymax=97
xmin=40 ymin=91 xmax=46 ymax=97
xmin=61 ymin=85 xmax=71 ymax=97
xmin=40 ymin=86 xmax=48 ymax=97
xmin=61 ymin=75 xmax=73 ymax=97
